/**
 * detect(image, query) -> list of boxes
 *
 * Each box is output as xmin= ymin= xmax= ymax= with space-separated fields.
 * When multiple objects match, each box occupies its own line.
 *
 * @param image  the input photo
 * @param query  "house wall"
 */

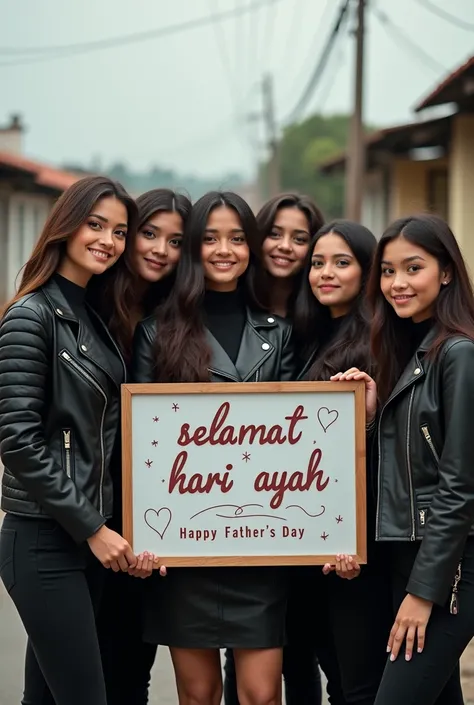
xmin=361 ymin=168 xmax=389 ymax=238
xmin=449 ymin=113 xmax=474 ymax=275
xmin=389 ymin=157 xmax=449 ymax=221
xmin=3 ymin=191 xmax=54 ymax=299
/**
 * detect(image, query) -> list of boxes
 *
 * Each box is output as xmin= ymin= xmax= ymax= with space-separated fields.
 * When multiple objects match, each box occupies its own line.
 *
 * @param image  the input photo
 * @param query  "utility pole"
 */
xmin=262 ymin=73 xmax=281 ymax=198
xmin=345 ymin=0 xmax=366 ymax=221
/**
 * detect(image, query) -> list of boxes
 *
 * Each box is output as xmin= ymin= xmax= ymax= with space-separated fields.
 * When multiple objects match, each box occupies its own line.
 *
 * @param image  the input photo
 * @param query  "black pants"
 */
xmin=373 ymin=540 xmax=474 ymax=705
xmin=97 ymin=569 xmax=158 ymax=704
xmin=0 ymin=514 xmax=107 ymax=705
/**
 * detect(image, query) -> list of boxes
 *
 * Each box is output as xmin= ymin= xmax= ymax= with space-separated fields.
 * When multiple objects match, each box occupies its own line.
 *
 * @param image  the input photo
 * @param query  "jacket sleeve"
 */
xmin=0 ymin=306 xmax=105 ymax=543
xmin=131 ymin=320 xmax=157 ymax=383
xmin=407 ymin=339 xmax=474 ymax=606
xmin=280 ymin=323 xmax=297 ymax=381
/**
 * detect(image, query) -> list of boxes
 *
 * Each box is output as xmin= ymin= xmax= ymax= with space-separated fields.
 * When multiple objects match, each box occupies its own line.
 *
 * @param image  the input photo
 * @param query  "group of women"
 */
xmin=1 ymin=175 xmax=474 ymax=705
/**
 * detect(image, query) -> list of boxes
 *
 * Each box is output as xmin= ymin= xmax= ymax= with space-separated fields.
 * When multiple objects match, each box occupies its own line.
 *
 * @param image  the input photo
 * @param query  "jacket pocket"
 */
xmin=420 ymin=424 xmax=440 ymax=464
xmin=61 ymin=428 xmax=75 ymax=479
xmin=417 ymin=503 xmax=430 ymax=529
xmin=0 ymin=528 xmax=16 ymax=593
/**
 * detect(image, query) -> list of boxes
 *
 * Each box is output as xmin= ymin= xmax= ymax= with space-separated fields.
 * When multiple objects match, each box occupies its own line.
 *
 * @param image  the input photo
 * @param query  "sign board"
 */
xmin=122 ymin=381 xmax=366 ymax=566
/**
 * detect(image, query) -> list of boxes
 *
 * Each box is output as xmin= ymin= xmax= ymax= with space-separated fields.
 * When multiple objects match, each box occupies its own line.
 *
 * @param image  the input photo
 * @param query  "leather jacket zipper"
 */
xmin=421 ymin=424 xmax=440 ymax=463
xmin=450 ymin=562 xmax=462 ymax=615
xmin=60 ymin=350 xmax=107 ymax=514
xmin=406 ymin=387 xmax=416 ymax=541
xmin=419 ymin=508 xmax=426 ymax=526
xmin=62 ymin=429 xmax=72 ymax=477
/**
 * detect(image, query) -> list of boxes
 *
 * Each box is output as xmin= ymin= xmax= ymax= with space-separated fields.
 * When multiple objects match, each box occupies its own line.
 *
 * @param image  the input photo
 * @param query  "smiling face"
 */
xmin=58 ymin=196 xmax=128 ymax=287
xmin=308 ymin=232 xmax=363 ymax=317
xmin=380 ymin=235 xmax=450 ymax=322
xmin=201 ymin=206 xmax=250 ymax=292
xmin=261 ymin=206 xmax=311 ymax=278
xmin=133 ymin=210 xmax=183 ymax=283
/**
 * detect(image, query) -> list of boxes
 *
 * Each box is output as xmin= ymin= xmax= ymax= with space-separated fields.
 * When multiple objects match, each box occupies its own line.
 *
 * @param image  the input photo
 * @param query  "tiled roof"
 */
xmin=0 ymin=151 xmax=82 ymax=192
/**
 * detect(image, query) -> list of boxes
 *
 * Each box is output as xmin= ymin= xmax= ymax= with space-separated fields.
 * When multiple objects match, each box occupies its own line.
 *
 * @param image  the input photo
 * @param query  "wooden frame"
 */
xmin=122 ymin=381 xmax=367 ymax=566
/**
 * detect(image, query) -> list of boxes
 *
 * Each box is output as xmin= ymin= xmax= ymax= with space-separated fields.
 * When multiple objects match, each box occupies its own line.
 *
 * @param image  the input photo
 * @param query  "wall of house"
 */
xmin=449 ymin=113 xmax=474 ymax=274
xmin=2 ymin=190 xmax=54 ymax=300
xmin=361 ymin=168 xmax=389 ymax=238
xmin=389 ymin=157 xmax=448 ymax=221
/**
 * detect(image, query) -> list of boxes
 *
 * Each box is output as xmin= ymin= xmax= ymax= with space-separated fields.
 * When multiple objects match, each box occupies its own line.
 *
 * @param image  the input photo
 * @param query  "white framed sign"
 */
xmin=122 ymin=381 xmax=366 ymax=566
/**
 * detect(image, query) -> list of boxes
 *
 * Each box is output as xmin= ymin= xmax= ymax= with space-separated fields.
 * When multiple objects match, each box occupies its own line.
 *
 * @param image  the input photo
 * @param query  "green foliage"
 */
xmin=276 ymin=113 xmax=351 ymax=219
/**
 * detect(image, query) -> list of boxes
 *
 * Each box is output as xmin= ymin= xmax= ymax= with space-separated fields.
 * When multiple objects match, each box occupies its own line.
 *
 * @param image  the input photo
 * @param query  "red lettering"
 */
xmin=285 ymin=405 xmax=308 ymax=445
xmin=168 ymin=450 xmax=234 ymax=495
xmin=177 ymin=424 xmax=191 ymax=446
xmin=176 ymin=403 xmax=308 ymax=447
xmin=253 ymin=448 xmax=329 ymax=508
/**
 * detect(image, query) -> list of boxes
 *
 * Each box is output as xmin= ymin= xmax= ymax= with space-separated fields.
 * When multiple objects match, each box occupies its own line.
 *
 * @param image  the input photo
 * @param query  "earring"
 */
xmin=443 ymin=281 xmax=448 ymax=285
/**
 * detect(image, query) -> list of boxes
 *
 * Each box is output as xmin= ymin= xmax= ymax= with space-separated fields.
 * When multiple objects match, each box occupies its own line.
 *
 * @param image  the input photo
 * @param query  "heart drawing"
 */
xmin=144 ymin=507 xmax=172 ymax=539
xmin=317 ymin=407 xmax=339 ymax=433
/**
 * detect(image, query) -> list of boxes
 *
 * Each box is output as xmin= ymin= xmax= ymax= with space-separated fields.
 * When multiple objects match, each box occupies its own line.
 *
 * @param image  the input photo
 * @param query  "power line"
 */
xmin=413 ymin=0 xmax=474 ymax=32
xmin=0 ymin=0 xmax=284 ymax=67
xmin=258 ymin=0 xmax=279 ymax=76
xmin=282 ymin=0 xmax=351 ymax=125
xmin=371 ymin=6 xmax=445 ymax=75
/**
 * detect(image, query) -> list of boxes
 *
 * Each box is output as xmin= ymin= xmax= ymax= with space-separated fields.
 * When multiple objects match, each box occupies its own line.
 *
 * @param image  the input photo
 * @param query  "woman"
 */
xmin=294 ymin=220 xmax=393 ymax=705
xmin=254 ymin=192 xmax=324 ymax=318
xmin=332 ymin=214 xmax=474 ymax=705
xmin=132 ymin=190 xmax=294 ymax=705
xmin=92 ymin=188 xmax=192 ymax=705
xmin=224 ymin=193 xmax=330 ymax=705
xmin=0 ymin=176 xmax=143 ymax=705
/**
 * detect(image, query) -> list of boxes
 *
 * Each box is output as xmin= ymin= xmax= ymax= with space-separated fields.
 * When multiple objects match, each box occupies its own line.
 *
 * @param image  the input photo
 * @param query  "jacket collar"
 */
xmin=41 ymin=277 xmax=127 ymax=386
xmin=207 ymin=307 xmax=278 ymax=382
xmin=385 ymin=325 xmax=438 ymax=406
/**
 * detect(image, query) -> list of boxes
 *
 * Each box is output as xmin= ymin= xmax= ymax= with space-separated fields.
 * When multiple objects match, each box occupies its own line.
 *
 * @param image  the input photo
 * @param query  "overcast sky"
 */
xmin=1 ymin=0 xmax=474 ymax=180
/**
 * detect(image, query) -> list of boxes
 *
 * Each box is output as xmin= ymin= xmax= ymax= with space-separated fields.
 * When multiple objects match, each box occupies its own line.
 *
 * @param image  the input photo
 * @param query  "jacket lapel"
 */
xmin=384 ymin=328 xmax=438 ymax=407
xmin=205 ymin=328 xmax=241 ymax=381
xmin=42 ymin=278 xmax=126 ymax=387
xmin=234 ymin=313 xmax=275 ymax=381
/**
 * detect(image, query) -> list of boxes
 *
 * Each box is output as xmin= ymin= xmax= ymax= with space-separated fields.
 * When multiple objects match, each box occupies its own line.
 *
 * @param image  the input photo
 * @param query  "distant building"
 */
xmin=0 ymin=114 xmax=80 ymax=300
xmin=320 ymin=54 xmax=474 ymax=271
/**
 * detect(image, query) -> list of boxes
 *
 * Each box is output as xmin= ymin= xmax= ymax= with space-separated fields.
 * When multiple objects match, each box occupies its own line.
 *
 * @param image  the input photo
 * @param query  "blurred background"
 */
xmin=1 ymin=1 xmax=474 ymax=702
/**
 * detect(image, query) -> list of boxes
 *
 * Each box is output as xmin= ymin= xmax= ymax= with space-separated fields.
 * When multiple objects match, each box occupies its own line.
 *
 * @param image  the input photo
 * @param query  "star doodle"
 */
xmin=321 ymin=531 xmax=329 ymax=541
xmin=151 ymin=440 xmax=158 ymax=447
xmin=145 ymin=459 xmax=153 ymax=468
xmin=334 ymin=479 xmax=338 ymax=483
xmin=336 ymin=515 xmax=343 ymax=524
xmin=172 ymin=403 xmax=179 ymax=412
xmin=152 ymin=416 xmax=159 ymax=422
xmin=242 ymin=452 xmax=251 ymax=462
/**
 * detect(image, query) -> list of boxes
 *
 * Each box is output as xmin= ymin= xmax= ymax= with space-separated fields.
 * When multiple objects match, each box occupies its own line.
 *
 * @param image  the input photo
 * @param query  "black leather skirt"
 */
xmin=142 ymin=566 xmax=288 ymax=649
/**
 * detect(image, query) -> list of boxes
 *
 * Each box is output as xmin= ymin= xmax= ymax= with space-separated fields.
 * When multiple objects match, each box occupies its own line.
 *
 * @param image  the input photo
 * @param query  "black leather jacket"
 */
xmin=0 ymin=279 xmax=126 ymax=543
xmin=132 ymin=308 xmax=295 ymax=384
xmin=376 ymin=329 xmax=474 ymax=607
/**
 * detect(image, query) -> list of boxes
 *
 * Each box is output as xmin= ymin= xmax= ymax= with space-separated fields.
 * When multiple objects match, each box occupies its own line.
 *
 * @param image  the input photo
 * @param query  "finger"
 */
xmin=117 ymin=553 xmax=129 ymax=572
xmin=110 ymin=560 xmax=121 ymax=573
xmin=159 ymin=565 xmax=167 ymax=577
xmin=340 ymin=558 xmax=348 ymax=573
xmin=335 ymin=555 xmax=342 ymax=572
xmin=405 ymin=625 xmax=416 ymax=661
xmin=417 ymin=624 xmax=426 ymax=654
xmin=128 ymin=555 xmax=143 ymax=576
xmin=124 ymin=545 xmax=137 ymax=568
xmin=387 ymin=621 xmax=398 ymax=653
xmin=103 ymin=561 xmax=111 ymax=570
xmin=330 ymin=373 xmax=343 ymax=380
xmin=143 ymin=555 xmax=153 ymax=576
xmin=390 ymin=624 xmax=406 ymax=662
xmin=322 ymin=563 xmax=335 ymax=575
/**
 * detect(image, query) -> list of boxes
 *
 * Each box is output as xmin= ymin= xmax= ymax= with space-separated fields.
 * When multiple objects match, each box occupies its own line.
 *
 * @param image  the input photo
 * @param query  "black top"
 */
xmin=408 ymin=318 xmax=434 ymax=359
xmin=203 ymin=289 xmax=246 ymax=364
xmin=54 ymin=274 xmax=124 ymax=385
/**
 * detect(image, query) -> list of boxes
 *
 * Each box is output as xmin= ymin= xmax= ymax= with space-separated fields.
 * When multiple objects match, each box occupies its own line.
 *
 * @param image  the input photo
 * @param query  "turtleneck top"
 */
xmin=203 ymin=289 xmax=246 ymax=364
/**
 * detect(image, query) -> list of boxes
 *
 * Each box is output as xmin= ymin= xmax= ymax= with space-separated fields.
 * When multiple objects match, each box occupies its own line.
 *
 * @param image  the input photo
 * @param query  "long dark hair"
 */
xmin=153 ymin=191 xmax=264 ymax=382
xmin=88 ymin=188 xmax=191 ymax=358
xmin=250 ymin=192 xmax=324 ymax=316
xmin=3 ymin=176 xmax=137 ymax=315
xmin=368 ymin=214 xmax=474 ymax=402
xmin=294 ymin=220 xmax=377 ymax=380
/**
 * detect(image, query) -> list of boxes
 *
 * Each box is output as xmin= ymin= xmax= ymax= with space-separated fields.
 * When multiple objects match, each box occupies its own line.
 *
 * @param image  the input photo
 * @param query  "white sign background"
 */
xmin=128 ymin=388 xmax=360 ymax=563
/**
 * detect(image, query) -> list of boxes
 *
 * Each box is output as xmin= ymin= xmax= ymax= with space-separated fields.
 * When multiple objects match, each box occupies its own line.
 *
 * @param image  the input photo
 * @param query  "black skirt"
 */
xmin=142 ymin=566 xmax=288 ymax=649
